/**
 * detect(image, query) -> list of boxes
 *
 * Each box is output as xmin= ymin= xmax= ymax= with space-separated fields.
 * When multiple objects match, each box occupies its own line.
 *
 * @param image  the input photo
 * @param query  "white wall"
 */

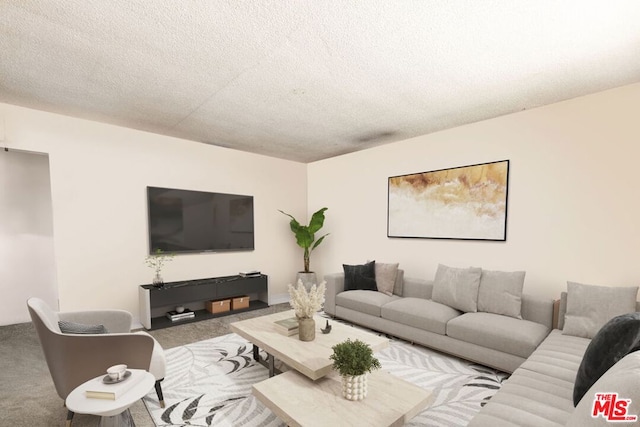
xmin=0 ymin=149 xmax=57 ymax=324
xmin=0 ymin=103 xmax=307 ymax=319
xmin=308 ymin=83 xmax=640 ymax=299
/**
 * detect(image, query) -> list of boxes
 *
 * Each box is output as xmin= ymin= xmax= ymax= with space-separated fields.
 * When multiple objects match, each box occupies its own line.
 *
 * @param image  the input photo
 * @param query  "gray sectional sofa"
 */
xmin=325 ymin=270 xmax=640 ymax=426
xmin=471 ymin=294 xmax=640 ymax=427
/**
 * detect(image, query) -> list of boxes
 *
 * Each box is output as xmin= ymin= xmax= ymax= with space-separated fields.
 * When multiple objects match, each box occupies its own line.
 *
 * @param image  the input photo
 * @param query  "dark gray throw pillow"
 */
xmin=343 ymin=261 xmax=377 ymax=291
xmin=58 ymin=320 xmax=108 ymax=334
xmin=573 ymin=312 xmax=640 ymax=406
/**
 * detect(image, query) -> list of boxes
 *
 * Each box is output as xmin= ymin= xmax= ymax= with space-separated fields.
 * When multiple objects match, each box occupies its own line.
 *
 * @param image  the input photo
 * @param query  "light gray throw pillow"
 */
xmin=477 ymin=270 xmax=526 ymax=319
xmin=375 ymin=262 xmax=399 ymax=296
xmin=562 ymin=281 xmax=639 ymax=339
xmin=58 ymin=320 xmax=108 ymax=334
xmin=432 ymin=264 xmax=482 ymax=313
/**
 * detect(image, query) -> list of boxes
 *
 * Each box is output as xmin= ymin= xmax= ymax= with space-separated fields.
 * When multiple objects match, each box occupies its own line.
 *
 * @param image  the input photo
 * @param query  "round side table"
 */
xmin=66 ymin=369 xmax=155 ymax=427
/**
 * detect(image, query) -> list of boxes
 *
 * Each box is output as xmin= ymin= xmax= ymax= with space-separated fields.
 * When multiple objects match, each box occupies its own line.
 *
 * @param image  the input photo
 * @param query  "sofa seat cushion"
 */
xmin=446 ymin=312 xmax=550 ymax=358
xmin=336 ymin=290 xmax=400 ymax=317
xmin=518 ymin=329 xmax=590 ymax=383
xmin=380 ymin=297 xmax=461 ymax=335
xmin=469 ymin=330 xmax=591 ymax=427
xmin=469 ymin=368 xmax=576 ymax=427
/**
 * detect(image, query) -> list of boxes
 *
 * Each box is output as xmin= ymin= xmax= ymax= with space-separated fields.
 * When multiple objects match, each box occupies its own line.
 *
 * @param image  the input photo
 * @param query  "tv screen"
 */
xmin=147 ymin=186 xmax=254 ymax=254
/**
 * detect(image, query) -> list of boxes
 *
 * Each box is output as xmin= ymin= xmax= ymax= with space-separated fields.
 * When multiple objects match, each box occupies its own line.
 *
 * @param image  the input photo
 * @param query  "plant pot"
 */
xmin=296 ymin=272 xmax=317 ymax=291
xmin=298 ymin=317 xmax=315 ymax=341
xmin=341 ymin=374 xmax=368 ymax=401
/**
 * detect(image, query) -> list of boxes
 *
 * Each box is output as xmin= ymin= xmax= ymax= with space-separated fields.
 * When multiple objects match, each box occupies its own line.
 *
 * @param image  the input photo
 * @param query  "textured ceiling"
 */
xmin=1 ymin=2 xmax=639 ymax=163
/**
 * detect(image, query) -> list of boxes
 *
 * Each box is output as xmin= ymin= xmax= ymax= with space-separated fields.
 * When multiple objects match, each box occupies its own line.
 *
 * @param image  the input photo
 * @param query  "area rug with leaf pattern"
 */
xmin=143 ymin=332 xmax=508 ymax=426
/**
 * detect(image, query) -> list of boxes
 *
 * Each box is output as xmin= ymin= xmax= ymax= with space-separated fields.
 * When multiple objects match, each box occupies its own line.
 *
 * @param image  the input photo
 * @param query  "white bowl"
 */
xmin=107 ymin=364 xmax=127 ymax=380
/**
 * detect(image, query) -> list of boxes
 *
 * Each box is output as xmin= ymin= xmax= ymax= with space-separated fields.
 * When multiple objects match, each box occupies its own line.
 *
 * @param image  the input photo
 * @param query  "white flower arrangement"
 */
xmin=144 ymin=249 xmax=174 ymax=275
xmin=288 ymin=279 xmax=326 ymax=319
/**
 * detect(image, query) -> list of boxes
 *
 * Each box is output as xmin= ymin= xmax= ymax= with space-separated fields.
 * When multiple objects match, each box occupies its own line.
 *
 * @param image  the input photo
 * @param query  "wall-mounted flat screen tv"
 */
xmin=147 ymin=186 xmax=254 ymax=254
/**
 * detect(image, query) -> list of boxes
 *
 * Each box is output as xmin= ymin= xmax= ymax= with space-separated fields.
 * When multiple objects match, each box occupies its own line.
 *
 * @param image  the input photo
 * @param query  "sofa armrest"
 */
xmin=58 ymin=310 xmax=133 ymax=333
xmin=521 ymin=294 xmax=554 ymax=330
xmin=324 ymin=273 xmax=345 ymax=316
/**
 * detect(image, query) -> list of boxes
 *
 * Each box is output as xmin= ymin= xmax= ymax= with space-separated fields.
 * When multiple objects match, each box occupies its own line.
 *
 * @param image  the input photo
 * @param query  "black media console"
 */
xmin=138 ymin=274 xmax=269 ymax=330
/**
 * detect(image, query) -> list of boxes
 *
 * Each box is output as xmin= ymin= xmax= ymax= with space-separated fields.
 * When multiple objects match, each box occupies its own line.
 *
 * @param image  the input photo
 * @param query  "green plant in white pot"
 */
xmin=279 ymin=207 xmax=329 ymax=286
xmin=330 ymin=339 xmax=381 ymax=401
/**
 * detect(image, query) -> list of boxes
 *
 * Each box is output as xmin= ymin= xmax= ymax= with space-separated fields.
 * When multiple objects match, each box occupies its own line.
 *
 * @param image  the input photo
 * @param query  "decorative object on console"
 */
xmin=330 ymin=339 xmax=381 ymax=401
xmin=206 ymin=299 xmax=231 ymax=314
xmin=573 ymin=312 xmax=640 ymax=406
xmin=231 ymin=296 xmax=250 ymax=310
xmin=166 ymin=309 xmax=195 ymax=322
xmin=288 ymin=279 xmax=326 ymax=341
xmin=278 ymin=207 xmax=329 ymax=284
xmin=388 ymin=159 xmax=509 ymax=241
xmin=144 ymin=249 xmax=174 ymax=287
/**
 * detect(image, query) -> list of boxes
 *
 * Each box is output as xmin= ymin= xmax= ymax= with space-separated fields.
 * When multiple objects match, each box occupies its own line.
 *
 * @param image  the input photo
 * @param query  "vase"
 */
xmin=152 ymin=273 xmax=164 ymax=288
xmin=298 ymin=317 xmax=315 ymax=341
xmin=341 ymin=374 xmax=368 ymax=401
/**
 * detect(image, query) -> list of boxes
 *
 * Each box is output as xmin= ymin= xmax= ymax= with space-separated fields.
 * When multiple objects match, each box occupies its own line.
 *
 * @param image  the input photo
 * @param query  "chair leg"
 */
xmin=155 ymin=379 xmax=165 ymax=408
xmin=66 ymin=409 xmax=74 ymax=427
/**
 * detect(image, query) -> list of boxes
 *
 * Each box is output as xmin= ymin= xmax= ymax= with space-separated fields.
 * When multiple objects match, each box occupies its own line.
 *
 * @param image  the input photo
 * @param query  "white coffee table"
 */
xmin=230 ymin=310 xmax=389 ymax=380
xmin=65 ymin=369 xmax=155 ymax=427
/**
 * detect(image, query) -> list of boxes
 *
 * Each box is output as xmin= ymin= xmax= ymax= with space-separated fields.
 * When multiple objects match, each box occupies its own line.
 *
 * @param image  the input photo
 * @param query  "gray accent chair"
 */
xmin=27 ymin=297 xmax=166 ymax=426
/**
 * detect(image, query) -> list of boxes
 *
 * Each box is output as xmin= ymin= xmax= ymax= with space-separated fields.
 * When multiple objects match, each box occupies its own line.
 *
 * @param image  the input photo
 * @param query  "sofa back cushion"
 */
xmin=562 ymin=281 xmax=638 ymax=339
xmin=432 ymin=264 xmax=482 ymax=313
xmin=374 ymin=262 xmax=399 ymax=296
xmin=393 ymin=269 xmax=405 ymax=296
xmin=477 ymin=270 xmax=525 ymax=319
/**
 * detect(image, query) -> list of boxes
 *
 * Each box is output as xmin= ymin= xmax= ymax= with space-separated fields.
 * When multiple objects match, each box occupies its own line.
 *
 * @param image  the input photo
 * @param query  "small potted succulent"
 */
xmin=330 ymin=339 xmax=381 ymax=400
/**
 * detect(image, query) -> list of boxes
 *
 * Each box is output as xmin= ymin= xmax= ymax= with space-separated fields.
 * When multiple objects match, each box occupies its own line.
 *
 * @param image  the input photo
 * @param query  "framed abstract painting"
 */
xmin=387 ymin=160 xmax=510 ymax=241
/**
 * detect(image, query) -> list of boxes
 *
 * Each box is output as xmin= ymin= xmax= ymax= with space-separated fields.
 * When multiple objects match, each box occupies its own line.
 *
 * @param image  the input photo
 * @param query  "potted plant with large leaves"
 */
xmin=330 ymin=339 xmax=381 ymax=401
xmin=279 ymin=207 xmax=329 ymax=286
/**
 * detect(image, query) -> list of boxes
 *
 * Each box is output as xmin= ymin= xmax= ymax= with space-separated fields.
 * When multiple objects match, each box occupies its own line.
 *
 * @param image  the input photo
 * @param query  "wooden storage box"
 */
xmin=206 ymin=299 xmax=231 ymax=314
xmin=231 ymin=296 xmax=250 ymax=310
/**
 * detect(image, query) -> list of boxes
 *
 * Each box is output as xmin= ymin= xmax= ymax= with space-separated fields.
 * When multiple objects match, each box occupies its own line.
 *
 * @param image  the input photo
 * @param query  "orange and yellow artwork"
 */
xmin=387 ymin=160 xmax=509 ymax=240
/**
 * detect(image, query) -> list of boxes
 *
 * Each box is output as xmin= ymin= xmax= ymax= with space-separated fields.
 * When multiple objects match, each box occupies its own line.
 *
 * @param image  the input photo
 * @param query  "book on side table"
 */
xmin=274 ymin=317 xmax=299 ymax=336
xmin=85 ymin=369 xmax=145 ymax=400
